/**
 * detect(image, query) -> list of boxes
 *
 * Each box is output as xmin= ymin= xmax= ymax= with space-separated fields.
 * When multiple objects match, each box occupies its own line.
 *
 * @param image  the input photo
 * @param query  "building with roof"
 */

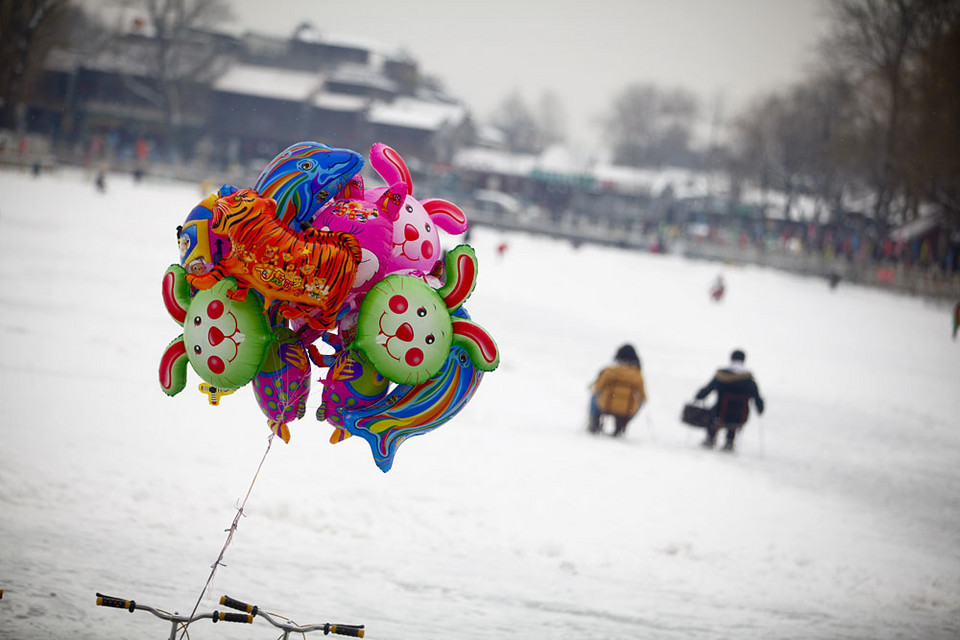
xmin=20 ymin=11 xmax=472 ymax=171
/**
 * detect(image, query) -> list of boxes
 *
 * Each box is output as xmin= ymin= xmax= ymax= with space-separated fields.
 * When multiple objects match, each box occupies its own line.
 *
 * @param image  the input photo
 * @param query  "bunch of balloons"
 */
xmin=160 ymin=142 xmax=499 ymax=471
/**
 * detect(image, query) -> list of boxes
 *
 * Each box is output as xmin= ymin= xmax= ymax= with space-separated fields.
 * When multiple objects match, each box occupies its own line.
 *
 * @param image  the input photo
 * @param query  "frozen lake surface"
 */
xmin=1 ymin=168 xmax=958 ymax=639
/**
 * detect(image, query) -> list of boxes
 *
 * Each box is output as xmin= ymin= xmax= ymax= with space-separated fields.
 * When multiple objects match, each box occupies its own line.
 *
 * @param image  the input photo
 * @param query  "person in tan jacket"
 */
xmin=588 ymin=344 xmax=647 ymax=437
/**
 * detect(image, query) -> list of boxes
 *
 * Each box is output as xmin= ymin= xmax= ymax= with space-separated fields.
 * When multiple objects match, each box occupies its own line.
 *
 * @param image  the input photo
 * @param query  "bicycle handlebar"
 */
xmin=220 ymin=595 xmax=258 ymax=615
xmin=96 ymin=593 xmax=253 ymax=624
xmin=218 ymin=611 xmax=255 ymax=624
xmin=325 ymin=623 xmax=366 ymax=637
xmin=221 ymin=594 xmax=365 ymax=637
xmin=96 ymin=593 xmax=136 ymax=612
xmin=97 ymin=592 xmax=363 ymax=637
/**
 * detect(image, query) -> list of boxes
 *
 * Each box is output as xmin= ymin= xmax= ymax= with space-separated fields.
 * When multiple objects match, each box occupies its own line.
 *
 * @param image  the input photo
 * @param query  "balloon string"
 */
xmin=179 ymin=431 xmax=276 ymax=639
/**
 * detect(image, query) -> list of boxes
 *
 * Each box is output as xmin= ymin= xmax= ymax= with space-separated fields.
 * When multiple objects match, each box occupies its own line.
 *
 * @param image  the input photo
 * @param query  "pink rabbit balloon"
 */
xmin=366 ymin=143 xmax=470 ymax=275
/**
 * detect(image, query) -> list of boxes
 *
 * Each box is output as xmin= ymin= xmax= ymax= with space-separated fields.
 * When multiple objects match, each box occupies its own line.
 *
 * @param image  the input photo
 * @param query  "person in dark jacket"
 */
xmin=695 ymin=349 xmax=764 ymax=451
xmin=588 ymin=344 xmax=647 ymax=437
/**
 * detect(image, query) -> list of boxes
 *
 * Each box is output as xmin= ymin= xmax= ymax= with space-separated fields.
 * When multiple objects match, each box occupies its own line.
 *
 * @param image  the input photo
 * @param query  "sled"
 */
xmin=681 ymin=402 xmax=713 ymax=428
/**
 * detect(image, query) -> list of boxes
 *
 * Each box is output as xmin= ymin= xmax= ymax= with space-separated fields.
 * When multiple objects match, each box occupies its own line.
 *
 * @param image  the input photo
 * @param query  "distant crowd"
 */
xmin=657 ymin=219 xmax=960 ymax=277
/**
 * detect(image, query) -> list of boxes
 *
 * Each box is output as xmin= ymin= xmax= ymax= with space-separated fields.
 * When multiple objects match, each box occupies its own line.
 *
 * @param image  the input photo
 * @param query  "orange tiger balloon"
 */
xmin=187 ymin=188 xmax=361 ymax=330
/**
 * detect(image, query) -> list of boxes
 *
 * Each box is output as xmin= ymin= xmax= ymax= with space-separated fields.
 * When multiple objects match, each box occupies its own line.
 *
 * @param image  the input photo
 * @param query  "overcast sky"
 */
xmin=225 ymin=0 xmax=832 ymax=146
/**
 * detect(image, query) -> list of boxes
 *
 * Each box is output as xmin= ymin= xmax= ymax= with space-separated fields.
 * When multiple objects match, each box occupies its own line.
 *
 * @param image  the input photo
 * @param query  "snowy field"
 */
xmin=1 ymin=167 xmax=958 ymax=640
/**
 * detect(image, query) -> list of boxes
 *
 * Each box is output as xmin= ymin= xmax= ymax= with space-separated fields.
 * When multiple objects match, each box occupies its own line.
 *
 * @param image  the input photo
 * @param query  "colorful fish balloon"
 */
xmin=254 ymin=141 xmax=363 ymax=231
xmin=341 ymin=343 xmax=485 ymax=472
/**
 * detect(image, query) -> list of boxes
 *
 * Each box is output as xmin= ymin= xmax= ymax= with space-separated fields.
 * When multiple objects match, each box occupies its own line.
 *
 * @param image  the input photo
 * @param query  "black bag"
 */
xmin=681 ymin=402 xmax=713 ymax=428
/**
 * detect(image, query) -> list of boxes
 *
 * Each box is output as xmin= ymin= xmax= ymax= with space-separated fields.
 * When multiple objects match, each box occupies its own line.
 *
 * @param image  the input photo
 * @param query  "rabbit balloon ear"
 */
xmin=437 ymin=245 xmax=478 ymax=312
xmin=377 ymin=181 xmax=409 ymax=222
xmin=370 ymin=143 xmax=413 ymax=193
xmin=452 ymin=318 xmax=499 ymax=371
xmin=159 ymin=336 xmax=188 ymax=396
xmin=338 ymin=174 xmax=365 ymax=200
xmin=162 ymin=264 xmax=190 ymax=326
xmin=422 ymin=198 xmax=469 ymax=235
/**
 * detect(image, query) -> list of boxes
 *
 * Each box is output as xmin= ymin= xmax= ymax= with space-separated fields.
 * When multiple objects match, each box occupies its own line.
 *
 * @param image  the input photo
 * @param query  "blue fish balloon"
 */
xmin=254 ymin=141 xmax=363 ymax=230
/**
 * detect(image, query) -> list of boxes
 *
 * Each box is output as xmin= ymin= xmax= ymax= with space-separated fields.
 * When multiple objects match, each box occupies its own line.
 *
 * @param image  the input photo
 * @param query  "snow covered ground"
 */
xmin=1 ymin=167 xmax=958 ymax=640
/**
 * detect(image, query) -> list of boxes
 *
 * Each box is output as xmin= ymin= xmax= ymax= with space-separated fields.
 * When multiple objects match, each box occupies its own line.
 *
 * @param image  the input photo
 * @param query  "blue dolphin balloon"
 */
xmin=254 ymin=141 xmax=363 ymax=230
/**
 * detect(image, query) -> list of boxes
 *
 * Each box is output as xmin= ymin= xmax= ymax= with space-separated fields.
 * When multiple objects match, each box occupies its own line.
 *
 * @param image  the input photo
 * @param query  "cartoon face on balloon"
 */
xmin=356 ymin=275 xmax=453 ymax=383
xmin=388 ymin=197 xmax=440 ymax=269
xmin=183 ymin=291 xmax=258 ymax=380
xmin=177 ymin=186 xmax=237 ymax=276
xmin=353 ymin=245 xmax=499 ymax=385
xmin=160 ymin=264 xmax=275 ymax=396
xmin=366 ymin=143 xmax=469 ymax=275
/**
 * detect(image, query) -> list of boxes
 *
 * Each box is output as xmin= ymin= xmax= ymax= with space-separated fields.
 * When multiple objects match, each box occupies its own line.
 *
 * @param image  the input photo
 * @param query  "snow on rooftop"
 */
xmin=328 ymin=64 xmax=398 ymax=93
xmin=741 ymin=187 xmax=820 ymax=221
xmin=592 ymin=164 xmax=715 ymax=198
xmin=213 ymin=64 xmax=322 ymax=101
xmin=453 ymin=145 xmax=728 ymax=199
xmin=532 ymin=145 xmax=593 ymax=176
xmin=321 ymin=32 xmax=388 ymax=53
xmin=368 ymin=98 xmax=467 ymax=132
xmin=316 ymin=31 xmax=405 ymax=60
xmin=452 ymin=147 xmax=538 ymax=176
xmin=592 ymin=165 xmax=668 ymax=196
xmin=313 ymin=92 xmax=369 ymax=112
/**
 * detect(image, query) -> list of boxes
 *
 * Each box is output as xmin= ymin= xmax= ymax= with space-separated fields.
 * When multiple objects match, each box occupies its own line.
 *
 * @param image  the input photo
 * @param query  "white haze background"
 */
xmin=0 ymin=168 xmax=958 ymax=639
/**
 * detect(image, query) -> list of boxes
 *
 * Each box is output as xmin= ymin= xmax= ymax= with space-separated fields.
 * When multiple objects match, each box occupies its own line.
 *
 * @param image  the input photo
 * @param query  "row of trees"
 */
xmin=486 ymin=83 xmax=701 ymax=168
xmin=488 ymin=0 xmax=959 ymax=235
xmin=487 ymin=90 xmax=567 ymax=155
xmin=731 ymin=0 xmax=960 ymax=234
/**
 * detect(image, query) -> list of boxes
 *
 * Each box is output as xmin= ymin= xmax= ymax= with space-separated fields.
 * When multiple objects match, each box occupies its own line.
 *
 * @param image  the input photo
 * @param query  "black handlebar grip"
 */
xmin=219 ymin=595 xmax=257 ymax=615
xmin=328 ymin=623 xmax=365 ymax=637
xmin=217 ymin=612 xmax=254 ymax=624
xmin=95 ymin=593 xmax=135 ymax=612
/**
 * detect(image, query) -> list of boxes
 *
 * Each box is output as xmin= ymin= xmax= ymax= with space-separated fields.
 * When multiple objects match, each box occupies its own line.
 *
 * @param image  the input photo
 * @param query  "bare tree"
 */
xmin=0 ymin=0 xmax=70 ymax=130
xmin=104 ymin=0 xmax=233 ymax=159
xmin=821 ymin=0 xmax=957 ymax=229
xmin=730 ymin=93 xmax=792 ymax=216
xmin=902 ymin=11 xmax=960 ymax=230
xmin=802 ymin=70 xmax=861 ymax=222
xmin=489 ymin=90 xmax=541 ymax=154
xmin=602 ymin=83 xmax=698 ymax=168
xmin=536 ymin=90 xmax=566 ymax=148
xmin=729 ymin=66 xmax=862 ymax=224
